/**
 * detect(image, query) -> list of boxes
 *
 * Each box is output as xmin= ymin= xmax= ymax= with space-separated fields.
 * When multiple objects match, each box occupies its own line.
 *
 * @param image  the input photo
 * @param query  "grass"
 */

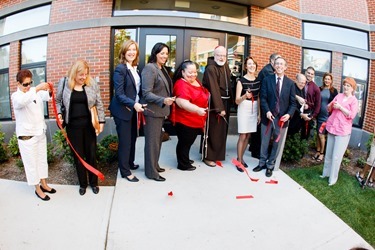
xmin=284 ymin=165 xmax=375 ymax=247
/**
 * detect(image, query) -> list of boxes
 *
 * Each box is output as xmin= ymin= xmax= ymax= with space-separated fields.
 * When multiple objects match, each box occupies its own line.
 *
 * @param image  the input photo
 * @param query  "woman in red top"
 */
xmin=171 ymin=61 xmax=209 ymax=171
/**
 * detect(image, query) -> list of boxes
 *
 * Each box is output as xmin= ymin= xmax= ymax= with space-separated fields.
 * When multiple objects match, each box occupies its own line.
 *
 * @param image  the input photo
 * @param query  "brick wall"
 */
xmin=46 ymin=27 xmax=112 ymax=118
xmin=369 ymin=0 xmax=375 ymax=23
xmin=0 ymin=0 xmax=24 ymax=9
xmin=301 ymin=0 xmax=369 ymax=23
xmin=8 ymin=41 xmax=21 ymax=118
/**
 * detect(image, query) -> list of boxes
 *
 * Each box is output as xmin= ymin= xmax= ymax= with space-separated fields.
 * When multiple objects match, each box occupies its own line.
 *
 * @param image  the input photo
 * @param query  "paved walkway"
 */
xmin=0 ymin=136 xmax=373 ymax=250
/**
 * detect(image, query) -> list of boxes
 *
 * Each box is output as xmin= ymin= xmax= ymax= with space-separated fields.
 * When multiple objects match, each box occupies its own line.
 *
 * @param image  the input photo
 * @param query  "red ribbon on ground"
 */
xmin=275 ymin=120 xmax=285 ymax=143
xmin=265 ymin=179 xmax=278 ymax=184
xmin=49 ymin=82 xmax=105 ymax=181
xmin=319 ymin=122 xmax=327 ymax=134
xmin=215 ymin=161 xmax=223 ymax=168
xmin=236 ymin=195 xmax=254 ymax=199
xmin=232 ymin=158 xmax=259 ymax=182
xmin=168 ymin=191 xmax=174 ymax=196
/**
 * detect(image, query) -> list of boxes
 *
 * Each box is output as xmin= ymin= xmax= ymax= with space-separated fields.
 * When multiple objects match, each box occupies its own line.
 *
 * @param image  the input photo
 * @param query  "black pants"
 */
xmin=175 ymin=123 xmax=201 ymax=169
xmin=249 ymin=123 xmax=261 ymax=159
xmin=114 ymin=112 xmax=137 ymax=177
xmin=67 ymin=125 xmax=97 ymax=188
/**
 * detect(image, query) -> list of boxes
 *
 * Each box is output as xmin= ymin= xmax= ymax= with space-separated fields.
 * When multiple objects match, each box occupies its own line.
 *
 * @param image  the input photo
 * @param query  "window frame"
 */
xmin=302 ymin=48 xmax=332 ymax=87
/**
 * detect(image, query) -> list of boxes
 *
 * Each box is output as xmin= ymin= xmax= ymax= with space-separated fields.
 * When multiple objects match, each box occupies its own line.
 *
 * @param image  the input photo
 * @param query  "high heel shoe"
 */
xmin=40 ymin=185 xmax=56 ymax=194
xmin=35 ymin=191 xmax=50 ymax=201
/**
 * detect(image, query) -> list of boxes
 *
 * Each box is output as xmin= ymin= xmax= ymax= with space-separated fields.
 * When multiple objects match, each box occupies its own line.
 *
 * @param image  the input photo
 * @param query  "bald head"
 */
xmin=214 ymin=46 xmax=227 ymax=66
xmin=296 ymin=73 xmax=307 ymax=90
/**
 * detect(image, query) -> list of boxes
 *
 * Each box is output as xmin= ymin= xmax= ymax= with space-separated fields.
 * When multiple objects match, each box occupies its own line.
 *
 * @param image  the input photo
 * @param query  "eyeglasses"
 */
xmin=215 ymin=54 xmax=227 ymax=58
xmin=20 ymin=81 xmax=33 ymax=87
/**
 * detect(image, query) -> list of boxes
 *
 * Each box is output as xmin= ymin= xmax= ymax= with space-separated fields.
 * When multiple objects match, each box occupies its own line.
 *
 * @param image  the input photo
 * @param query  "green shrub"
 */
xmin=16 ymin=157 xmax=24 ymax=169
xmin=52 ymin=130 xmax=74 ymax=164
xmin=7 ymin=133 xmax=20 ymax=157
xmin=98 ymin=135 xmax=118 ymax=163
xmin=0 ymin=124 xmax=9 ymax=163
xmin=282 ymin=133 xmax=309 ymax=162
xmin=356 ymin=157 xmax=366 ymax=168
xmin=366 ymin=133 xmax=374 ymax=158
xmin=47 ymin=143 xmax=55 ymax=164
xmin=341 ymin=157 xmax=351 ymax=167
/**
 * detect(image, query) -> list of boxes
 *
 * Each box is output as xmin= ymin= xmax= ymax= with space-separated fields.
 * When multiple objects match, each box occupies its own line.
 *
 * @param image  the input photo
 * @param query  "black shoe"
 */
xmin=242 ymin=162 xmax=248 ymax=168
xmin=79 ymin=187 xmax=86 ymax=196
xmin=253 ymin=165 xmax=266 ymax=172
xmin=92 ymin=186 xmax=100 ymax=194
xmin=151 ymin=176 xmax=166 ymax=182
xmin=265 ymin=168 xmax=273 ymax=177
xmin=35 ymin=191 xmax=50 ymax=201
xmin=130 ymin=164 xmax=139 ymax=170
xmin=157 ymin=168 xmax=165 ymax=173
xmin=236 ymin=166 xmax=244 ymax=172
xmin=125 ymin=175 xmax=139 ymax=182
xmin=177 ymin=166 xmax=196 ymax=171
xmin=189 ymin=159 xmax=194 ymax=164
xmin=40 ymin=185 xmax=56 ymax=194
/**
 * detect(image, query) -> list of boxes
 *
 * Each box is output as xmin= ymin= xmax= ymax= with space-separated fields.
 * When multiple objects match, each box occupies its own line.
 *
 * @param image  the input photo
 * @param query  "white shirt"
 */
xmin=127 ymin=62 xmax=141 ymax=103
xmin=11 ymin=87 xmax=50 ymax=136
xmin=275 ymin=75 xmax=284 ymax=93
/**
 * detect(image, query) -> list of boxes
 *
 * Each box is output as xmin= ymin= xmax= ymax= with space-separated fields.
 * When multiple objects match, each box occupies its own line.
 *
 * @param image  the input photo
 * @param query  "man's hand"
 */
xmin=266 ymin=111 xmax=274 ymax=121
xmin=300 ymin=113 xmax=311 ymax=121
xmin=280 ymin=114 xmax=290 ymax=122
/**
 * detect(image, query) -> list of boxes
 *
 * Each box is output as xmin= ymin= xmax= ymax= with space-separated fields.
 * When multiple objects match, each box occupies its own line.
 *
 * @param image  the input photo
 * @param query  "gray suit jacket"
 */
xmin=141 ymin=63 xmax=172 ymax=118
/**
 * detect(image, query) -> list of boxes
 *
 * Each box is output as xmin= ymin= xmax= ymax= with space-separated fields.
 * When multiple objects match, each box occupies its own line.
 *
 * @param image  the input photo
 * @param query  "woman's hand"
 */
xmin=57 ymin=113 xmax=64 ymax=124
xmin=196 ymin=107 xmax=207 ymax=116
xmin=164 ymin=97 xmax=175 ymax=106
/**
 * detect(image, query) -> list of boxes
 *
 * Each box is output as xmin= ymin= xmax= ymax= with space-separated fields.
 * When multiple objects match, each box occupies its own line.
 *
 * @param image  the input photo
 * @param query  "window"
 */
xmin=0 ymin=45 xmax=11 ymax=120
xmin=302 ymin=49 xmax=331 ymax=87
xmin=303 ymin=22 xmax=368 ymax=50
xmin=21 ymin=37 xmax=48 ymax=116
xmin=0 ymin=5 xmax=51 ymax=36
xmin=342 ymin=55 xmax=368 ymax=127
xmin=113 ymin=0 xmax=248 ymax=25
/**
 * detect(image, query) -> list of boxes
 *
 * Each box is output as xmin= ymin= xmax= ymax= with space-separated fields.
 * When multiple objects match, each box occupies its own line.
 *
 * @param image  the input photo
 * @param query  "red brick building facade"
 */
xmin=0 ymin=0 xmax=374 ymax=145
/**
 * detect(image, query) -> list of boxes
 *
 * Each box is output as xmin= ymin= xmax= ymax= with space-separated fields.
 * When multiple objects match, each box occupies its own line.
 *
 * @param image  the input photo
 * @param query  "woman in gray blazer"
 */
xmin=56 ymin=60 xmax=105 ymax=195
xmin=141 ymin=43 xmax=175 ymax=181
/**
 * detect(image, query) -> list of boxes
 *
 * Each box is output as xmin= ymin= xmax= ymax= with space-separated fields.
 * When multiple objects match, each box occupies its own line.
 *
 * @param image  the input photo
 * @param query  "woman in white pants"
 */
xmin=11 ymin=69 xmax=56 ymax=201
xmin=321 ymin=77 xmax=358 ymax=186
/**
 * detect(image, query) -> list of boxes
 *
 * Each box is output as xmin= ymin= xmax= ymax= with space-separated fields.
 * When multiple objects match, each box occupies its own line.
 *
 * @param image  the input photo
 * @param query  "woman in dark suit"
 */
xmin=141 ymin=42 xmax=175 ymax=182
xmin=109 ymin=40 xmax=144 ymax=182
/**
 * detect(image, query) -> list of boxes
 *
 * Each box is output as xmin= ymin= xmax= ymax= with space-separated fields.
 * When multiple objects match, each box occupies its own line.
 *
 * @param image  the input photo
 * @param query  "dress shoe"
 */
xmin=125 ymin=175 xmax=139 ymax=182
xmin=151 ymin=175 xmax=166 ymax=182
xmin=130 ymin=164 xmax=139 ymax=170
xmin=189 ymin=159 xmax=194 ymax=164
xmin=35 ymin=191 xmax=50 ymax=201
xmin=177 ymin=166 xmax=196 ymax=171
xmin=157 ymin=168 xmax=165 ymax=173
xmin=92 ymin=186 xmax=100 ymax=194
xmin=203 ymin=159 xmax=216 ymax=167
xmin=242 ymin=162 xmax=248 ymax=168
xmin=236 ymin=166 xmax=244 ymax=172
xmin=40 ymin=185 xmax=56 ymax=194
xmin=265 ymin=168 xmax=273 ymax=177
xmin=253 ymin=165 xmax=266 ymax=172
xmin=79 ymin=187 xmax=86 ymax=196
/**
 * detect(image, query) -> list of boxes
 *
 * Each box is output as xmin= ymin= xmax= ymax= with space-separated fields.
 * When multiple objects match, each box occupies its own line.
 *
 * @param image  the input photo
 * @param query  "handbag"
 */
xmin=91 ymin=106 xmax=100 ymax=135
xmin=58 ymin=77 xmax=67 ymax=128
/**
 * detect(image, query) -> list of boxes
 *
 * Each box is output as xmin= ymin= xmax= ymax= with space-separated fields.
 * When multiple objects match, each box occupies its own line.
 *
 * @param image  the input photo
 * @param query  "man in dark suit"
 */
xmin=253 ymin=57 xmax=296 ymax=177
xmin=249 ymin=53 xmax=280 ymax=159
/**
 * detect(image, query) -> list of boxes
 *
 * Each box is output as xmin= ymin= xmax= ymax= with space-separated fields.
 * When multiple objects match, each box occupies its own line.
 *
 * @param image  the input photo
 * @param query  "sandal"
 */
xmin=316 ymin=154 xmax=324 ymax=162
xmin=312 ymin=152 xmax=320 ymax=160
xmin=355 ymin=171 xmax=364 ymax=183
xmin=203 ymin=159 xmax=216 ymax=167
xmin=367 ymin=180 xmax=374 ymax=187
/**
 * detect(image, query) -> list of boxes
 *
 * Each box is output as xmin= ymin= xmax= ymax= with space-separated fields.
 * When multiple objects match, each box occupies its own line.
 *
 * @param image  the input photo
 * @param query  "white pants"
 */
xmin=18 ymin=133 xmax=48 ymax=185
xmin=322 ymin=133 xmax=350 ymax=185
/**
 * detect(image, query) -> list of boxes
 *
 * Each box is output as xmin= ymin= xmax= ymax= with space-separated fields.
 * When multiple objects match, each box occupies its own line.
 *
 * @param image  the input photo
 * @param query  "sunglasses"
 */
xmin=20 ymin=80 xmax=33 ymax=87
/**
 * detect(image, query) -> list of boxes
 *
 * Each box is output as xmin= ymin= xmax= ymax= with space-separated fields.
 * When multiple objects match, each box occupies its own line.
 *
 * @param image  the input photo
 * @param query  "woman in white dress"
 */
xmin=235 ymin=57 xmax=260 ymax=172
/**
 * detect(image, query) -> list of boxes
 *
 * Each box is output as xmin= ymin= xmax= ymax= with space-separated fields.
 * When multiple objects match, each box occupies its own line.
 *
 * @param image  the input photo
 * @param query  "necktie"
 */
xmin=275 ymin=77 xmax=281 ymax=116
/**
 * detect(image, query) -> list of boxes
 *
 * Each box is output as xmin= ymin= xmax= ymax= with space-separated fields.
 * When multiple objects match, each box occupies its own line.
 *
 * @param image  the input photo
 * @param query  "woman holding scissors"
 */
xmin=235 ymin=57 xmax=260 ymax=172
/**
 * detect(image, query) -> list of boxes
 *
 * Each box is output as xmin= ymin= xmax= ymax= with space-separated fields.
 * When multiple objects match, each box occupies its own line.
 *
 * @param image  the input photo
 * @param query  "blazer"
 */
xmin=109 ymin=63 xmax=141 ymax=121
xmin=141 ymin=63 xmax=172 ymax=118
xmin=260 ymin=74 xmax=296 ymax=125
xmin=56 ymin=77 xmax=106 ymax=124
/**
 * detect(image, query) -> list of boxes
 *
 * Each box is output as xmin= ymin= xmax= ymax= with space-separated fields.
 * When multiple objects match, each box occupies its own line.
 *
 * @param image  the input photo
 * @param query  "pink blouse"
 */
xmin=325 ymin=93 xmax=358 ymax=136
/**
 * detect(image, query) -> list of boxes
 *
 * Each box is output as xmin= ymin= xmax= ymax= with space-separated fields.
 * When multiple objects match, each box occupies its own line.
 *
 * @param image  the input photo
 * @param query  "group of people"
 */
xmin=12 ymin=41 xmax=362 ymax=201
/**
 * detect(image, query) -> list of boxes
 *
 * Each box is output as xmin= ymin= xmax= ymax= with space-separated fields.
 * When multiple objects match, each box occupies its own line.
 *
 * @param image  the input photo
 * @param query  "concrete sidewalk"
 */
xmin=0 ymin=135 xmax=373 ymax=250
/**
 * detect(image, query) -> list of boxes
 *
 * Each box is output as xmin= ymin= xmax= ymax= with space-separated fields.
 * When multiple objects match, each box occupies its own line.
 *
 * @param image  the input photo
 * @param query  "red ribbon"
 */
xmin=171 ymin=102 xmax=176 ymax=126
xmin=319 ymin=122 xmax=327 ymax=134
xmin=232 ymin=158 xmax=259 ymax=182
xmin=138 ymin=112 xmax=146 ymax=130
xmin=49 ymin=82 xmax=105 ymax=181
xmin=236 ymin=195 xmax=254 ymax=199
xmin=265 ymin=180 xmax=278 ymax=184
xmin=275 ymin=120 xmax=285 ymax=143
xmin=168 ymin=191 xmax=174 ymax=196
xmin=215 ymin=161 xmax=223 ymax=168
